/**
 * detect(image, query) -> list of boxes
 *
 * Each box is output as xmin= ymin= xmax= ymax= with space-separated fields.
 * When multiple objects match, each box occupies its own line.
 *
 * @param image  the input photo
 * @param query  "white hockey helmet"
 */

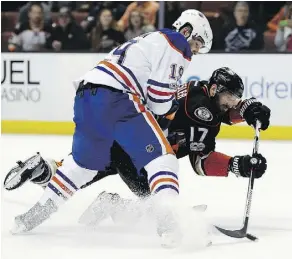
xmin=173 ymin=9 xmax=213 ymax=54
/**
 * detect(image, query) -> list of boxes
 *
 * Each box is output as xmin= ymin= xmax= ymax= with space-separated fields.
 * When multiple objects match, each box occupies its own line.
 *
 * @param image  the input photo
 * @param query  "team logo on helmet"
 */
xmin=194 ymin=107 xmax=213 ymax=121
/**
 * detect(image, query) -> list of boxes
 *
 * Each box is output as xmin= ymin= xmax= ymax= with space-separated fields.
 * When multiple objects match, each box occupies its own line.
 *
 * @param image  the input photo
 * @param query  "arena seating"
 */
xmin=0 ymin=3 xmax=277 ymax=52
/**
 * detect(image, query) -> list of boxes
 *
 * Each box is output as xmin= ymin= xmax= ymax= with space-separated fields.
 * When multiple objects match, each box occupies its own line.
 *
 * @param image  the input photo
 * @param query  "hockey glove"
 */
xmin=240 ymin=98 xmax=271 ymax=130
xmin=229 ymin=153 xmax=267 ymax=178
xmin=156 ymin=99 xmax=179 ymax=130
xmin=167 ymin=131 xmax=187 ymax=157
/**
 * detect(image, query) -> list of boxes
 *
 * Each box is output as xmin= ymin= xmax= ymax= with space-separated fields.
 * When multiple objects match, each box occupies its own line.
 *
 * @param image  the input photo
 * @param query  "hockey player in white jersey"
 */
xmin=8 ymin=10 xmax=213 ymax=247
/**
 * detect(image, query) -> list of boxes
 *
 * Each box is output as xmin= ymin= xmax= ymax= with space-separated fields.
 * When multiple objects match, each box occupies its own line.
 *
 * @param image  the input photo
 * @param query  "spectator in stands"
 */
xmin=49 ymin=7 xmax=89 ymax=51
xmin=80 ymin=2 xmax=129 ymax=34
xmin=217 ymin=1 xmax=264 ymax=52
xmin=208 ymin=5 xmax=234 ymax=50
xmin=90 ymin=9 xmax=125 ymax=52
xmin=8 ymin=2 xmax=52 ymax=51
xmin=117 ymin=1 xmax=159 ymax=31
xmin=274 ymin=2 xmax=292 ymax=51
xmin=164 ymin=2 xmax=183 ymax=29
xmin=50 ymin=1 xmax=76 ymax=12
xmin=267 ymin=2 xmax=292 ymax=32
xmin=124 ymin=10 xmax=145 ymax=40
xmin=124 ymin=9 xmax=156 ymax=40
xmin=74 ymin=1 xmax=93 ymax=12
xmin=18 ymin=1 xmax=52 ymax=24
xmin=142 ymin=22 xmax=156 ymax=33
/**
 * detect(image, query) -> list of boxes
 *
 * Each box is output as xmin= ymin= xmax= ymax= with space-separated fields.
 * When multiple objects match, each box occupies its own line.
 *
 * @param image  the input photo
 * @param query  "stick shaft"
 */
xmin=214 ymin=121 xmax=261 ymax=240
xmin=242 ymin=121 xmax=261 ymax=230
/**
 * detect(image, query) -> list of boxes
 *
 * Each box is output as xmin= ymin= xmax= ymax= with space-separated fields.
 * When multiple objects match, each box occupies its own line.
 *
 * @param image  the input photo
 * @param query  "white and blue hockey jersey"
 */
xmin=78 ymin=29 xmax=192 ymax=115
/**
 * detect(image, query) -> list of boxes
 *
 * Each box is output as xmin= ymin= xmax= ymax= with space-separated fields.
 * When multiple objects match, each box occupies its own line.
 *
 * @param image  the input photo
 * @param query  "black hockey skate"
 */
xmin=3 ymin=153 xmax=48 ymax=191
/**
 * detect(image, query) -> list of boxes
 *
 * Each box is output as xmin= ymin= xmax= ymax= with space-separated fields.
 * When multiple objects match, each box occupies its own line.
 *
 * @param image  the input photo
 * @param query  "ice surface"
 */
xmin=1 ymin=135 xmax=292 ymax=259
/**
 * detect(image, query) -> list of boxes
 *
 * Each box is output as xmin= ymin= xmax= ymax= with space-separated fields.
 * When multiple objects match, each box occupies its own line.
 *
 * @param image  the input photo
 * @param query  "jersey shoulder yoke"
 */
xmin=158 ymin=28 xmax=192 ymax=61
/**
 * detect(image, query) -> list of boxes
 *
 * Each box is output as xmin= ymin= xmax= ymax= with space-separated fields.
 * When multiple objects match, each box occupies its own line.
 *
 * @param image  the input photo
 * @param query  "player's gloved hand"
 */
xmin=229 ymin=153 xmax=267 ymax=178
xmin=240 ymin=98 xmax=271 ymax=130
xmin=156 ymin=100 xmax=179 ymax=130
xmin=167 ymin=131 xmax=186 ymax=153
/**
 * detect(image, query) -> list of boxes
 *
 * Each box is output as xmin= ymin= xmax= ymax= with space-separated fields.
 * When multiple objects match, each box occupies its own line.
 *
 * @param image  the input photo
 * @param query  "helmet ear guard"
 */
xmin=176 ymin=22 xmax=194 ymax=40
xmin=176 ymin=24 xmax=207 ymax=50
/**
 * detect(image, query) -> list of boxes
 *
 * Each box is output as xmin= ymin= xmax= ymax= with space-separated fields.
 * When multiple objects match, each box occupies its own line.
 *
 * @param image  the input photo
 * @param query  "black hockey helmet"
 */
xmin=209 ymin=67 xmax=244 ymax=98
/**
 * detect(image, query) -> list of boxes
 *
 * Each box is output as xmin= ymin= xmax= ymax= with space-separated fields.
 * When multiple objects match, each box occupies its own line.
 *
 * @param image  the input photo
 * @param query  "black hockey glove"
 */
xmin=167 ymin=131 xmax=188 ymax=157
xmin=229 ymin=153 xmax=267 ymax=178
xmin=156 ymin=99 xmax=179 ymax=130
xmin=240 ymin=98 xmax=271 ymax=130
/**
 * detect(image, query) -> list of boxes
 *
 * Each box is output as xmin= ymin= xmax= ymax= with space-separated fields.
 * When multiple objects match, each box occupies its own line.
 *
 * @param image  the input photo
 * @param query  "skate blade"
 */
xmin=4 ymin=167 xmax=23 ymax=190
xmin=4 ymin=154 xmax=42 ymax=190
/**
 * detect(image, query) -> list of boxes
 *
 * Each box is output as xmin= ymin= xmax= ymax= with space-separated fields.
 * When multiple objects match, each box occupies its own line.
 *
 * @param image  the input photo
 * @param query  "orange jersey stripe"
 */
xmin=150 ymin=177 xmax=179 ymax=192
xmin=132 ymin=95 xmax=174 ymax=155
xmin=52 ymin=176 xmax=74 ymax=196
xmin=145 ymin=111 xmax=174 ymax=154
xmin=55 ymin=161 xmax=63 ymax=167
xmin=99 ymin=61 xmax=140 ymax=96
xmin=132 ymin=94 xmax=146 ymax=112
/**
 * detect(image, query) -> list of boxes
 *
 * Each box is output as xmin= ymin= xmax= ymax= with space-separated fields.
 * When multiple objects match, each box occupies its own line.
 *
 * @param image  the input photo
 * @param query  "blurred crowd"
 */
xmin=1 ymin=1 xmax=292 ymax=53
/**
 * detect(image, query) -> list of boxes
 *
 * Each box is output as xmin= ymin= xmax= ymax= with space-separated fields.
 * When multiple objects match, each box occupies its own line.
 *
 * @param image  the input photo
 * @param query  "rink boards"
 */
xmin=1 ymin=53 xmax=291 ymax=140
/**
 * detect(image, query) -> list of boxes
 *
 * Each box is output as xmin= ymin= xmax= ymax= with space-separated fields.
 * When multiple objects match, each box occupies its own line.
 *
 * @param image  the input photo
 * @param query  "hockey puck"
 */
xmin=246 ymin=233 xmax=258 ymax=241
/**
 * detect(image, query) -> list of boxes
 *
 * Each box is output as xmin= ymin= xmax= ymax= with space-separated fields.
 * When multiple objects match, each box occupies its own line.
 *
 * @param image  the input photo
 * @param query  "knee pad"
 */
xmin=144 ymin=154 xmax=179 ymax=195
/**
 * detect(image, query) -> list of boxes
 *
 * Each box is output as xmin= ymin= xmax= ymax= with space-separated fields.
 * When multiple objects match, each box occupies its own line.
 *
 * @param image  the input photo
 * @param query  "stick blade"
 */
xmin=215 ymin=226 xmax=258 ymax=241
xmin=246 ymin=233 xmax=258 ymax=241
xmin=215 ymin=226 xmax=246 ymax=238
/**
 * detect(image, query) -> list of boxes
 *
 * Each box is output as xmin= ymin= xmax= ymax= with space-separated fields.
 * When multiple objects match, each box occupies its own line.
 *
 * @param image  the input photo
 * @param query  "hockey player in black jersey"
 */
xmin=4 ymin=67 xmax=271 ymax=222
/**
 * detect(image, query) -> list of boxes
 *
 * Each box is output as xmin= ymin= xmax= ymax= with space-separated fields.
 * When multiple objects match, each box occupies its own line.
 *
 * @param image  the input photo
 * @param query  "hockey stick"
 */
xmin=215 ymin=120 xmax=261 ymax=241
